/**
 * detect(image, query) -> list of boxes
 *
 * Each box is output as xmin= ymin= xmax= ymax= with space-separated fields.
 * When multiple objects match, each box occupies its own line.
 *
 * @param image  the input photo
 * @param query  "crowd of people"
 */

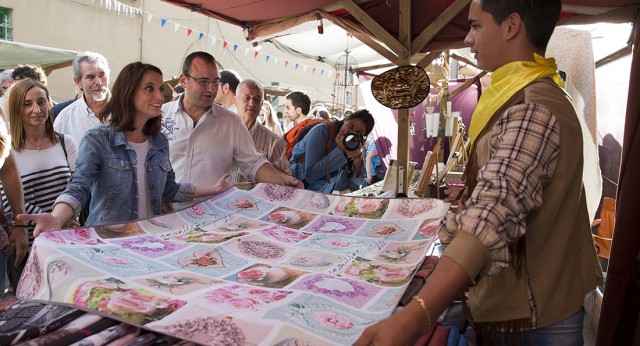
xmin=0 ymin=1 xmax=603 ymax=345
xmin=0 ymin=50 xmax=382 ymax=297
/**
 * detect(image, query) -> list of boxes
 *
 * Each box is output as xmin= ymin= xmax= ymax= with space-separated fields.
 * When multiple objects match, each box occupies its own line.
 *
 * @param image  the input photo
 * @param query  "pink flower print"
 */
xmin=103 ymin=291 xmax=158 ymax=315
xmin=67 ymin=228 xmax=99 ymax=245
xmin=357 ymin=200 xmax=380 ymax=214
xmin=190 ymin=205 xmax=205 ymax=215
xmin=228 ymin=298 xmax=259 ymax=310
xmin=43 ymin=232 xmax=65 ymax=244
xmin=236 ymin=201 xmax=254 ymax=209
xmin=374 ymin=266 xmax=411 ymax=283
xmin=268 ymin=212 xmax=288 ymax=223
xmin=104 ymin=257 xmax=133 ymax=265
xmin=419 ymin=224 xmax=440 ymax=237
xmin=237 ymin=267 xmax=267 ymax=281
xmin=314 ymin=311 xmax=354 ymax=330
xmin=328 ymin=239 xmax=350 ymax=247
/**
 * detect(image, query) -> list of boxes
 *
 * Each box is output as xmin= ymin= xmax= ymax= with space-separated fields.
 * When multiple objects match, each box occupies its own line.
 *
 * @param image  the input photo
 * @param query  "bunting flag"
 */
xmin=92 ymin=0 xmax=335 ymax=78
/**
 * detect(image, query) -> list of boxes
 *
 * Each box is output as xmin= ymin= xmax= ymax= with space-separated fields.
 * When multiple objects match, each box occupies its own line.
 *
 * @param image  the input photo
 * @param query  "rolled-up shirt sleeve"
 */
xmin=439 ymin=103 xmax=561 ymax=280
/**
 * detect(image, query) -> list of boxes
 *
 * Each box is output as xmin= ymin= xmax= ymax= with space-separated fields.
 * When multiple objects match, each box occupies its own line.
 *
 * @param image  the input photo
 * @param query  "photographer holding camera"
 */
xmin=289 ymin=109 xmax=375 ymax=193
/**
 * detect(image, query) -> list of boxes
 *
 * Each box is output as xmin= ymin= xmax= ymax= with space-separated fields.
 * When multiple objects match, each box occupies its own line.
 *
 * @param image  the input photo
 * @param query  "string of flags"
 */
xmin=91 ymin=0 xmax=334 ymax=78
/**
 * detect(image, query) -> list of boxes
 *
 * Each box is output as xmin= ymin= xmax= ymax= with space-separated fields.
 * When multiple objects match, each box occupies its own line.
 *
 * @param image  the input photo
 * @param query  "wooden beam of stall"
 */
xmin=417 ymin=51 xmax=443 ymax=69
xmin=411 ymin=0 xmax=471 ymax=56
xmin=340 ymin=0 xmax=409 ymax=58
xmin=396 ymin=0 xmax=412 ymax=196
xmin=348 ymin=30 xmax=400 ymax=63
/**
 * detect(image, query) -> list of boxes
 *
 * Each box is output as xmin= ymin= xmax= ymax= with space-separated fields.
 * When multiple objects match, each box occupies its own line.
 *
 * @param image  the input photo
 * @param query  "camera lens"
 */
xmin=343 ymin=131 xmax=363 ymax=151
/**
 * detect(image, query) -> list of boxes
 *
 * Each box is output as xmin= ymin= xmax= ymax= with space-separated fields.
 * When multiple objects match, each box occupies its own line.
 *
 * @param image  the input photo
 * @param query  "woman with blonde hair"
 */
xmin=259 ymin=102 xmax=283 ymax=137
xmin=2 ymin=79 xmax=66 ymax=292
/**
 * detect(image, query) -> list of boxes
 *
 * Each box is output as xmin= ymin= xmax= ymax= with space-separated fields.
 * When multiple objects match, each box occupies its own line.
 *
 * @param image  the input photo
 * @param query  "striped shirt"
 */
xmin=232 ymin=121 xmax=291 ymax=182
xmin=1 ymin=136 xmax=78 ymax=244
xmin=440 ymin=103 xmax=561 ymax=276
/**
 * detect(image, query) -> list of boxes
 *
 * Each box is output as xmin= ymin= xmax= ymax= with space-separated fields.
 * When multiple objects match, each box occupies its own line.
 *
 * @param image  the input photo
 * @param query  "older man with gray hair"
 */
xmin=233 ymin=79 xmax=290 ymax=182
xmin=54 ymin=51 xmax=110 ymax=145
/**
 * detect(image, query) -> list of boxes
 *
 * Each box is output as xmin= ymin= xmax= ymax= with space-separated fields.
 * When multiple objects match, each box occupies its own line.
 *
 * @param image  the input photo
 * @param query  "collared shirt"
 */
xmin=161 ymin=96 xmax=268 ymax=186
xmin=439 ymin=103 xmax=561 ymax=276
xmin=55 ymin=126 xmax=194 ymax=226
xmin=233 ymin=121 xmax=290 ymax=182
xmin=54 ymin=96 xmax=102 ymax=145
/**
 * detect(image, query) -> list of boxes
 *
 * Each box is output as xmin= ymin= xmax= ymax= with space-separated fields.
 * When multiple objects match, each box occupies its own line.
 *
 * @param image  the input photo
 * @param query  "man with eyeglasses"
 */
xmin=161 ymin=51 xmax=302 ymax=198
xmin=214 ymin=69 xmax=242 ymax=113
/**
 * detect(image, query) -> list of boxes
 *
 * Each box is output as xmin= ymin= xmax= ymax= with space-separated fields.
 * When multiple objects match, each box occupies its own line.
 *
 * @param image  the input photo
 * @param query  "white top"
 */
xmin=233 ymin=121 xmax=290 ymax=182
xmin=129 ymin=140 xmax=151 ymax=220
xmin=161 ymin=97 xmax=268 ymax=186
xmin=2 ymin=134 xmax=78 ymax=244
xmin=54 ymin=96 xmax=102 ymax=146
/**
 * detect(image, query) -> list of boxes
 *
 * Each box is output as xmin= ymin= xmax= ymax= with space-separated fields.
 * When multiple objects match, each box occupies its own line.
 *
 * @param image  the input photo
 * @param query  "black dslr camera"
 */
xmin=343 ymin=131 xmax=364 ymax=151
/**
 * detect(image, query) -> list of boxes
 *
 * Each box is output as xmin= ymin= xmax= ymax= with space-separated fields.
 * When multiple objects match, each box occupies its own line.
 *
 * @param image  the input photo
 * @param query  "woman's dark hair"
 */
xmin=99 ymin=62 xmax=163 ymax=135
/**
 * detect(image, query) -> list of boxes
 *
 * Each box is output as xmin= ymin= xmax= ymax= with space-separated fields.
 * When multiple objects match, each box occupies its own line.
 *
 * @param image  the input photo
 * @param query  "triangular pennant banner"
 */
xmin=147 ymin=13 xmax=153 ymax=23
xmin=210 ymin=36 xmax=216 ymax=45
xmin=285 ymin=61 xmax=289 ymax=68
xmin=199 ymin=33 xmax=204 ymax=40
xmin=254 ymin=51 xmax=259 ymax=58
xmin=233 ymin=44 xmax=238 ymax=52
xmin=174 ymin=23 xmax=180 ymax=32
xmin=265 ymin=55 xmax=270 ymax=62
xmin=320 ymin=69 xmax=325 ymax=76
xmin=275 ymin=57 xmax=279 ymax=65
xmin=161 ymin=18 xmax=167 ymax=27
xmin=223 ymin=41 xmax=228 ymax=48
xmin=187 ymin=28 xmax=193 ymax=36
xmin=295 ymin=63 xmax=299 ymax=70
xmin=244 ymin=48 xmax=250 ymax=56
xmin=312 ymin=67 xmax=316 ymax=74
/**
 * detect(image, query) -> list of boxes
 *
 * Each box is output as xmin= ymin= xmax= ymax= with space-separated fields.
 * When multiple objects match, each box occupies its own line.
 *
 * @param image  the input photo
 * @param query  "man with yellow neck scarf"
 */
xmin=355 ymin=0 xmax=602 ymax=345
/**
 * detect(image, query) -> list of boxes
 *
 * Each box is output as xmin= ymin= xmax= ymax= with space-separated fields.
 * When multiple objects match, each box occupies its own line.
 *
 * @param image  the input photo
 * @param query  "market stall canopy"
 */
xmin=160 ymin=0 xmax=638 ymax=67
xmin=0 ymin=40 xmax=79 ymax=74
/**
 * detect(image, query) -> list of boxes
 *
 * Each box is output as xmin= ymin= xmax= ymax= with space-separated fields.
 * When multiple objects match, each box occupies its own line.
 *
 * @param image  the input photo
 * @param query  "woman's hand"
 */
xmin=8 ymin=227 xmax=28 ymax=267
xmin=16 ymin=213 xmax=64 ymax=237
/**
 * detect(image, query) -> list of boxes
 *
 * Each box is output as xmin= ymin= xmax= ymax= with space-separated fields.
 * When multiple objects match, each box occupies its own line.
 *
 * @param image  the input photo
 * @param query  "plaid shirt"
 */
xmin=440 ymin=103 xmax=561 ymax=276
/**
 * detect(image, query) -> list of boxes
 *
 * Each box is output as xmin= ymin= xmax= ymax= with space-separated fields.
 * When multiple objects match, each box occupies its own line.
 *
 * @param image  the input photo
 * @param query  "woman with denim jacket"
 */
xmin=17 ymin=62 xmax=233 ymax=236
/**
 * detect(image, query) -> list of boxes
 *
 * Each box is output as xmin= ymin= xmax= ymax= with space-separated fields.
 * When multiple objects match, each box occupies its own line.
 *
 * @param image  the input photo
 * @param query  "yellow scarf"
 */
xmin=468 ymin=54 xmax=564 ymax=145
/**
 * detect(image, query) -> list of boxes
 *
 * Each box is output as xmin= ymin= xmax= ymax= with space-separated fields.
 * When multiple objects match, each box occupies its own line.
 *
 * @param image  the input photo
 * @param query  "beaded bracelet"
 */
xmin=412 ymin=295 xmax=432 ymax=329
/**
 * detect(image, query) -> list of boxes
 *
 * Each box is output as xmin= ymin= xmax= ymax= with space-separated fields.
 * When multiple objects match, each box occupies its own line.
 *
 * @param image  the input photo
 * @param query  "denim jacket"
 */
xmin=55 ymin=126 xmax=194 ymax=226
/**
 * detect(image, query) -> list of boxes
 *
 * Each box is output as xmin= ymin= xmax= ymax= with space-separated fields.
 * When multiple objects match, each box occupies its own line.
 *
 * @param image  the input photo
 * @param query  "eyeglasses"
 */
xmin=184 ymin=74 xmax=222 ymax=87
